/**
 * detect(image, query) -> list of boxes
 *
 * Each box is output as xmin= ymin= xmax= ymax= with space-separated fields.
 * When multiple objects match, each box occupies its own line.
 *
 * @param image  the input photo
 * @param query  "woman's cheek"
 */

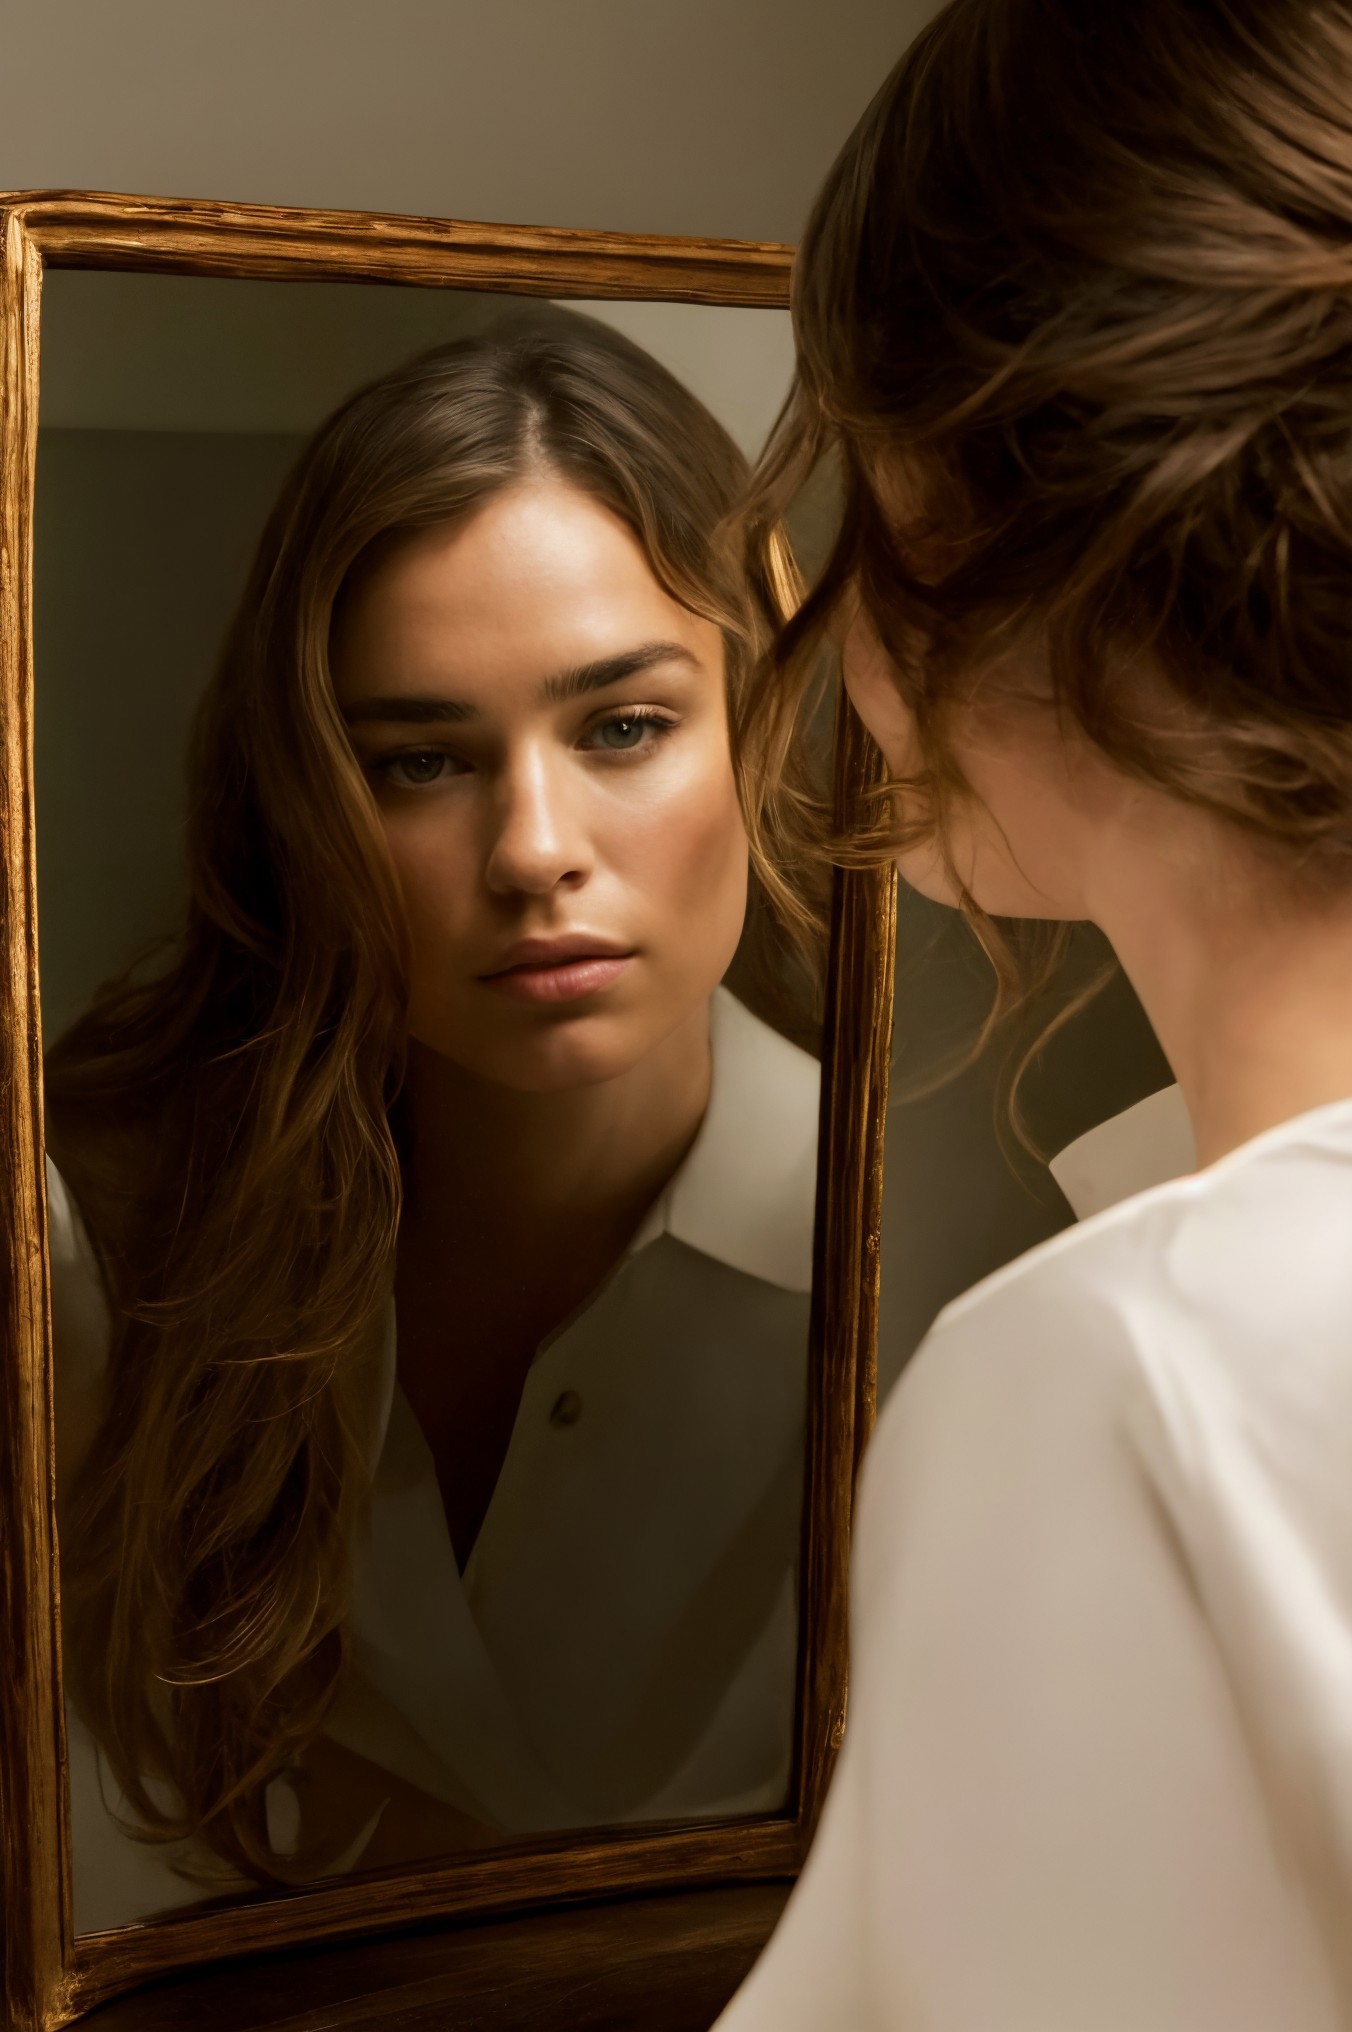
xmin=893 ymin=836 xmax=963 ymax=907
xmin=839 ymin=611 xmax=915 ymax=767
xmin=379 ymin=809 xmax=475 ymax=955
xmin=632 ymin=752 xmax=748 ymax=975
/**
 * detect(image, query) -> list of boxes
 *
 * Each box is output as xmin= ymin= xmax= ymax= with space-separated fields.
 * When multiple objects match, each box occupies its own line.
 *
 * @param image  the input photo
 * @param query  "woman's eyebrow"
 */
xmin=342 ymin=641 xmax=700 ymax=725
xmin=343 ymin=694 xmax=475 ymax=725
xmin=541 ymin=640 xmax=700 ymax=703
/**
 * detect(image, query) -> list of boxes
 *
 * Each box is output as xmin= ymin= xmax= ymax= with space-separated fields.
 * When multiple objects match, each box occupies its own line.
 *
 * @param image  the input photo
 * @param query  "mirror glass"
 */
xmin=34 ymin=270 xmax=835 ymax=1933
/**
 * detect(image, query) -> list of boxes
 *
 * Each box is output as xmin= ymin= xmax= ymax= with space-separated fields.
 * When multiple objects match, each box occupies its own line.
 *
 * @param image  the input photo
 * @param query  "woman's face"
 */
xmin=841 ymin=598 xmax=1123 ymax=922
xmin=332 ymin=476 xmax=749 ymax=1093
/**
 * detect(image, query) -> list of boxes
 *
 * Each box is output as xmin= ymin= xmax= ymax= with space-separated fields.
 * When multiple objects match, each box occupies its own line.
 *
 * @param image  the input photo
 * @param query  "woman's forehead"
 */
xmin=331 ymin=488 xmax=725 ymax=717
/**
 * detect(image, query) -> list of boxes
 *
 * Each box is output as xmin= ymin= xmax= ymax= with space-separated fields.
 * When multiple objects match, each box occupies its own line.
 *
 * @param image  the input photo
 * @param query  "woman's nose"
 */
xmin=482 ymin=749 xmax=590 ymax=896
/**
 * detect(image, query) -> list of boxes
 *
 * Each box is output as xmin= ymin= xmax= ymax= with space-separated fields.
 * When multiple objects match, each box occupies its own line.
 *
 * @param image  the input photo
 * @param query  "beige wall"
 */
xmin=1 ymin=0 xmax=933 ymax=245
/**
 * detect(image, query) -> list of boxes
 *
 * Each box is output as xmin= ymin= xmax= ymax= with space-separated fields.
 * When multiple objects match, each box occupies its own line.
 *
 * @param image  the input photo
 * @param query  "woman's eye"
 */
xmin=597 ymin=716 xmax=647 ymax=751
xmin=377 ymin=749 xmax=462 ymax=788
xmin=583 ymin=711 xmax=675 ymax=755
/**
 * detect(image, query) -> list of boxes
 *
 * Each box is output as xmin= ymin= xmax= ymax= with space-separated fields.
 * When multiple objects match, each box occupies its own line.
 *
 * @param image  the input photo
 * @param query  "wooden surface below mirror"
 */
xmin=77 ymin=1885 xmax=791 ymax=2032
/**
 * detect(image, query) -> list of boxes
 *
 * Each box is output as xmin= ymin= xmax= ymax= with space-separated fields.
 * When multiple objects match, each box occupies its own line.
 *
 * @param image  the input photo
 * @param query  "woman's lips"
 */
xmin=480 ymin=954 xmax=633 ymax=1004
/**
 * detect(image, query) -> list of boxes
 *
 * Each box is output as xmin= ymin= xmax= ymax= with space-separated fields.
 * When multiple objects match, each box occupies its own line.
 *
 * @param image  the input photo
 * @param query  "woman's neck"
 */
xmin=392 ymin=1001 xmax=714 ymax=1575
xmin=1093 ymin=834 xmax=1352 ymax=1170
xmin=399 ymin=999 xmax=714 ymax=1261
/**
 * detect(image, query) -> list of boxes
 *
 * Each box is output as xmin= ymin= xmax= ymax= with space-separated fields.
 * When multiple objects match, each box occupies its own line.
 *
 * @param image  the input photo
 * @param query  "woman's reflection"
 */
xmin=43 ymin=314 xmax=824 ymax=1929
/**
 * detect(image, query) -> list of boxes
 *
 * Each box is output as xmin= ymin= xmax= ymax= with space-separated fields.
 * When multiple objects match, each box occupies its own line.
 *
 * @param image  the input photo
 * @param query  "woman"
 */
xmin=722 ymin=1 xmax=1352 ymax=2025
xmin=47 ymin=312 xmax=825 ymax=1930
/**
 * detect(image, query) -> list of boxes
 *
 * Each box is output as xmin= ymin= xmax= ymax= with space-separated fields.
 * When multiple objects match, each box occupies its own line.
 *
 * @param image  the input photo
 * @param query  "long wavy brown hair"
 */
xmin=739 ymin=0 xmax=1352 ymax=1076
xmin=48 ymin=307 xmax=818 ymax=1885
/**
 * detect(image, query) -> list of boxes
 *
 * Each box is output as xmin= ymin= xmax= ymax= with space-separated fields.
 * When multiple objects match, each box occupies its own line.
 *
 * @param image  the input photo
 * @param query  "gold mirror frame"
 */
xmin=0 ymin=191 xmax=896 ymax=2032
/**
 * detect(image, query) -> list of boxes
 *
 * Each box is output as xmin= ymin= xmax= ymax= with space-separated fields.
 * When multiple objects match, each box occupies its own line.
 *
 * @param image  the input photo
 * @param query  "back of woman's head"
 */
xmin=755 ymin=0 xmax=1352 ymax=877
xmin=47 ymin=307 xmax=796 ymax=1885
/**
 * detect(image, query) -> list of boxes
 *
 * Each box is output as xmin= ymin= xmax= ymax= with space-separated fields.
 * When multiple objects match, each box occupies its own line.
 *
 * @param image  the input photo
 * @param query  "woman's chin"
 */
xmin=896 ymin=853 xmax=1084 ymax=923
xmin=493 ymin=1050 xmax=641 ymax=1096
xmin=894 ymin=842 xmax=963 ymax=908
xmin=413 ymin=1021 xmax=655 ymax=1097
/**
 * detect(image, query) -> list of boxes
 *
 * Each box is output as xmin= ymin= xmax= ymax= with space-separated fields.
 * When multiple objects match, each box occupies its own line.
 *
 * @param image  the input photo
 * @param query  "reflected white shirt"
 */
xmin=717 ymin=1092 xmax=1352 ymax=2031
xmin=55 ymin=986 xmax=819 ymax=1932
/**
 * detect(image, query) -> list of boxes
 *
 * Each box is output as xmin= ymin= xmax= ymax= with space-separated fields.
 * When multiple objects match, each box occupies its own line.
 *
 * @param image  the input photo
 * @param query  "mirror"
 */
xmin=0 ymin=193 xmax=893 ymax=2031
xmin=40 ymin=267 xmax=818 ymax=1931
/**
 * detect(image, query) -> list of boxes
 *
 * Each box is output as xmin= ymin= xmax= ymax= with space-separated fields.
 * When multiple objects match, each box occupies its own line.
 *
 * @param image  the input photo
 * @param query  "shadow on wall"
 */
xmin=34 ymin=427 xmax=306 ymax=1038
xmin=37 ymin=273 xmax=796 ymax=463
xmin=876 ymin=890 xmax=1172 ymax=1399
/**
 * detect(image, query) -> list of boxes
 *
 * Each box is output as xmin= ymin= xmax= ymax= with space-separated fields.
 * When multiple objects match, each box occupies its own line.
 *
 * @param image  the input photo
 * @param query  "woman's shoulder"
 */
xmin=874 ymin=1094 xmax=1352 ymax=1534
xmin=46 ymin=1157 xmax=114 ymax=1483
xmin=938 ymin=1092 xmax=1352 ymax=1350
xmin=47 ymin=1159 xmax=112 ymax=1341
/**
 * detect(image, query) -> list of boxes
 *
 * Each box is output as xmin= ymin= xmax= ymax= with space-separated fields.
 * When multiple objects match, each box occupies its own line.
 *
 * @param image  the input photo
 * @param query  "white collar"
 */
xmin=365 ymin=988 xmax=820 ymax=1469
xmin=1050 ymin=1083 xmax=1196 ymax=1220
xmin=626 ymin=985 xmax=819 ymax=1294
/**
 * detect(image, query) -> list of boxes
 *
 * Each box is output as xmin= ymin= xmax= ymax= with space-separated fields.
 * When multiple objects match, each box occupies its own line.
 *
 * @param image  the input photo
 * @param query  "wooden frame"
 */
xmin=0 ymin=191 xmax=897 ymax=2032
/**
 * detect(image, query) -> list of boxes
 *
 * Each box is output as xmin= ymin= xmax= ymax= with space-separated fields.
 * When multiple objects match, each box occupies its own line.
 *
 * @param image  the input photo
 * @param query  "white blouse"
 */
xmin=55 ymin=985 xmax=819 ymax=1933
xmin=716 ymin=1091 xmax=1352 ymax=2031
